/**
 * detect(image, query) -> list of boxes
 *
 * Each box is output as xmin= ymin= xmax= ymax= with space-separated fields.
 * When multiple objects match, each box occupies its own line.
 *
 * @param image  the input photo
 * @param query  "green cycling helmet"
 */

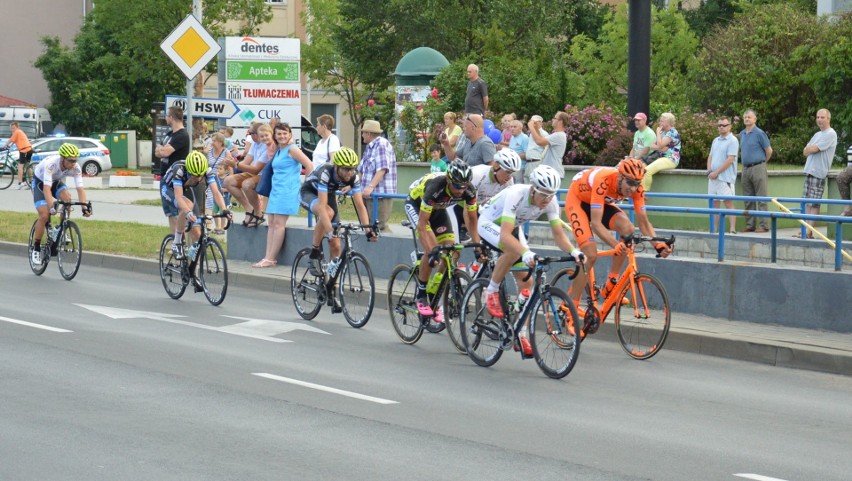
xmin=185 ymin=150 xmax=209 ymax=176
xmin=58 ymin=143 xmax=80 ymax=158
xmin=332 ymin=147 xmax=359 ymax=168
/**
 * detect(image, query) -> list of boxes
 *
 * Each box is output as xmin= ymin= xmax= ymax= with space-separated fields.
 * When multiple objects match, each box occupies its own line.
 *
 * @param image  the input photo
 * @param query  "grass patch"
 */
xmin=131 ymin=198 xmax=162 ymax=206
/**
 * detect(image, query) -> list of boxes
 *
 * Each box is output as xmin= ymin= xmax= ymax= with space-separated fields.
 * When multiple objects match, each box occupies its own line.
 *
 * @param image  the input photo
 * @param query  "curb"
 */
xmin=2 ymin=240 xmax=850 ymax=377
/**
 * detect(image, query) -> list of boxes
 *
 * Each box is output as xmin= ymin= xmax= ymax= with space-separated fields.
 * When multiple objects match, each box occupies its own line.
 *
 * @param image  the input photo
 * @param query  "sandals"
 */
xmin=242 ymin=211 xmax=265 ymax=228
xmin=251 ymin=258 xmax=277 ymax=268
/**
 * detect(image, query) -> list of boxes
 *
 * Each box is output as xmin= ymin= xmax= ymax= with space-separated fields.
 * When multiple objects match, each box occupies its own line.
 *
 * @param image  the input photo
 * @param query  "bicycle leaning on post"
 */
xmin=0 ymin=148 xmax=34 ymax=190
xmin=291 ymin=221 xmax=377 ymax=328
xmin=28 ymin=200 xmax=92 ymax=280
xmin=159 ymin=214 xmax=230 ymax=306
xmin=550 ymin=231 xmax=675 ymax=360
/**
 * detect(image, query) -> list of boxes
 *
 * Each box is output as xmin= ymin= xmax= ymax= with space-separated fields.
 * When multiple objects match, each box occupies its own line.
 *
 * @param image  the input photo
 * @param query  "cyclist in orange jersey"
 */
xmin=563 ymin=158 xmax=672 ymax=311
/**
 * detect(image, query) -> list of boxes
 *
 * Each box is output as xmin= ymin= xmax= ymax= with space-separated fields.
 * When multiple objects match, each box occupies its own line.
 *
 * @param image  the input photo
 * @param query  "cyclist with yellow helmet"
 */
xmin=160 ymin=150 xmax=231 ymax=259
xmin=29 ymin=143 xmax=92 ymax=265
xmin=301 ymin=147 xmax=376 ymax=279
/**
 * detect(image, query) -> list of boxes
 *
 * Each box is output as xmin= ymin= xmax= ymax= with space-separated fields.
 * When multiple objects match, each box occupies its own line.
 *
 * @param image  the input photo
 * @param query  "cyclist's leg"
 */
xmin=608 ymin=206 xmax=634 ymax=280
xmin=327 ymin=196 xmax=342 ymax=259
xmin=32 ymin=180 xmax=52 ymax=246
xmin=565 ymin=197 xmax=598 ymax=305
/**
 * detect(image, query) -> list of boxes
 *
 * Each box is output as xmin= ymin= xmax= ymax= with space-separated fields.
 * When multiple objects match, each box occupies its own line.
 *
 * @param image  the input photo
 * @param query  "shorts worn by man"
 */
xmin=800 ymin=108 xmax=838 ymax=237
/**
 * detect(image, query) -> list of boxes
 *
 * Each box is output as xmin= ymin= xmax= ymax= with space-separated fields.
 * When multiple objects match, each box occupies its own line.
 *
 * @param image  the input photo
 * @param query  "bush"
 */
xmin=561 ymin=104 xmax=631 ymax=166
xmin=670 ymin=108 xmax=724 ymax=169
xmin=594 ymin=127 xmax=634 ymax=166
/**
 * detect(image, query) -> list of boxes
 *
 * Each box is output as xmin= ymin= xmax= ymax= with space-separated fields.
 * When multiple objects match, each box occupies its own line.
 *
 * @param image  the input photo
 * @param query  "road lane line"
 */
xmin=734 ymin=474 xmax=789 ymax=481
xmin=252 ymin=373 xmax=399 ymax=405
xmin=0 ymin=316 xmax=73 ymax=333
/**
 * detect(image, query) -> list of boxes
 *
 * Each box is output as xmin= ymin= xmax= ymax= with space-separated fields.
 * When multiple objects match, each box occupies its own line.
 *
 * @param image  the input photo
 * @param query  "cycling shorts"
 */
xmin=479 ymin=220 xmax=524 ymax=267
xmin=564 ymin=195 xmax=625 ymax=248
xmin=300 ymin=187 xmax=341 ymax=225
xmin=404 ymin=199 xmax=457 ymax=244
xmin=32 ymin=178 xmax=66 ymax=209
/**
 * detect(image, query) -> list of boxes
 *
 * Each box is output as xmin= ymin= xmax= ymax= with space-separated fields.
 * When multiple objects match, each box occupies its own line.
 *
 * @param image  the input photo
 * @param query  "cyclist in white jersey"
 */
xmin=470 ymin=149 xmax=520 ymax=205
xmin=30 ymin=144 xmax=92 ymax=265
xmin=477 ymin=165 xmax=581 ymax=355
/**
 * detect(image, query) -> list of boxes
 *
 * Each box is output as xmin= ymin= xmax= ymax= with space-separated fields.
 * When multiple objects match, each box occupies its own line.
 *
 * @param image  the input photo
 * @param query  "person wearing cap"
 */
xmin=524 ymin=115 xmax=548 ymax=183
xmin=358 ymin=120 xmax=397 ymax=233
xmin=629 ymin=112 xmax=656 ymax=160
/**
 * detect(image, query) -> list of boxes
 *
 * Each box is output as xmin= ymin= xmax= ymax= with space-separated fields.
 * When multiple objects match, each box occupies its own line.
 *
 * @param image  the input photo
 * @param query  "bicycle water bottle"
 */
xmin=48 ymin=225 xmax=59 ymax=242
xmin=410 ymin=250 xmax=419 ymax=264
xmin=517 ymin=289 xmax=530 ymax=307
xmin=327 ymin=257 xmax=341 ymax=277
xmin=426 ymin=271 xmax=444 ymax=295
xmin=187 ymin=242 xmax=200 ymax=261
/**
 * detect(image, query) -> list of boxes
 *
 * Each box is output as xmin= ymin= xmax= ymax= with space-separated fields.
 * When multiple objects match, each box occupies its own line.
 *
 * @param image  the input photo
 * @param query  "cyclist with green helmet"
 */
xmin=160 ymin=150 xmax=231 ymax=259
xmin=301 ymin=147 xmax=377 ymax=279
xmin=29 ymin=143 xmax=93 ymax=265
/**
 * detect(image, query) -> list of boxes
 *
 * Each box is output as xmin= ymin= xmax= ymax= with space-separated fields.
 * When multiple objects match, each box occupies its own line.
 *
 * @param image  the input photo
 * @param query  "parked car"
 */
xmin=30 ymin=136 xmax=112 ymax=176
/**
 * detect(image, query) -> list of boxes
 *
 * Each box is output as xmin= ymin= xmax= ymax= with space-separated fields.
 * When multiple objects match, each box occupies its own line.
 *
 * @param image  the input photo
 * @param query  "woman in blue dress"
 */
xmin=253 ymin=123 xmax=313 ymax=268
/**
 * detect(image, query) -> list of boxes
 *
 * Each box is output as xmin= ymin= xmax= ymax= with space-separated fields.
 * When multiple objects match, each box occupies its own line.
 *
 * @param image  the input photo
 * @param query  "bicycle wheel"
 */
xmin=0 ymin=164 xmax=13 ymax=190
xmin=387 ymin=264 xmax=424 ymax=345
xmin=28 ymin=220 xmax=48 ymax=276
xmin=615 ymin=273 xmax=671 ymax=360
xmin=459 ymin=278 xmax=504 ymax=367
xmin=57 ymin=221 xmax=82 ymax=281
xmin=530 ymin=287 xmax=582 ymax=379
xmin=199 ymin=237 xmax=228 ymax=306
xmin=444 ymin=268 xmax=472 ymax=354
xmin=24 ymin=163 xmax=34 ymax=186
xmin=338 ymin=252 xmax=375 ymax=328
xmin=159 ymin=234 xmax=187 ymax=299
xmin=290 ymin=247 xmax=324 ymax=320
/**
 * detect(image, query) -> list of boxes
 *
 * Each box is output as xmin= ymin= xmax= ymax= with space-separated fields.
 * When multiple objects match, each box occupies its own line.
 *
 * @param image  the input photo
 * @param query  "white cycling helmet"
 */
xmin=530 ymin=165 xmax=561 ymax=193
xmin=494 ymin=149 xmax=521 ymax=173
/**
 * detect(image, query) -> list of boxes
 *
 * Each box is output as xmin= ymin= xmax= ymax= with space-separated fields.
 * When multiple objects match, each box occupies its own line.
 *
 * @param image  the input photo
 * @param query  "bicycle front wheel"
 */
xmin=199 ymin=237 xmax=228 ymax=306
xmin=530 ymin=287 xmax=582 ymax=379
xmin=57 ymin=221 xmax=82 ymax=281
xmin=159 ymin=234 xmax=187 ymax=299
xmin=615 ymin=273 xmax=671 ymax=360
xmin=290 ymin=247 xmax=324 ymax=320
xmin=444 ymin=268 xmax=472 ymax=354
xmin=0 ymin=164 xmax=14 ymax=190
xmin=28 ymin=220 xmax=48 ymax=276
xmin=459 ymin=278 xmax=504 ymax=367
xmin=387 ymin=264 xmax=424 ymax=345
xmin=338 ymin=252 xmax=375 ymax=328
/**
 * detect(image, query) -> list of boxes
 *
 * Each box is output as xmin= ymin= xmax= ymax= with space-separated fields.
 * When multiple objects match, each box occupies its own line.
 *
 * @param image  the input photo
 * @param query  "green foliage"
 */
xmin=671 ymin=108 xmax=726 ymax=169
xmin=397 ymin=97 xmax=447 ymax=162
xmin=561 ymin=104 xmax=631 ymax=166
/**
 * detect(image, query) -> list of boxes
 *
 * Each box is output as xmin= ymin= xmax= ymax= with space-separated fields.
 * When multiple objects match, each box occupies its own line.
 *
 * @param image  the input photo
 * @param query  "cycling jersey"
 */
xmin=303 ymin=163 xmax=361 ymax=195
xmin=406 ymin=172 xmax=477 ymax=214
xmin=34 ymin=155 xmax=83 ymax=188
xmin=564 ymin=167 xmax=645 ymax=248
xmin=161 ymin=161 xmax=216 ymax=189
xmin=470 ymin=164 xmax=513 ymax=206
xmin=479 ymin=183 xmax=561 ymax=227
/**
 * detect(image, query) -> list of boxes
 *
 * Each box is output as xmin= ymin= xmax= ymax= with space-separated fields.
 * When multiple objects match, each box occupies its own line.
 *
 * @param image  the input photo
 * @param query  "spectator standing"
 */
xmin=155 ymin=106 xmax=190 ymax=232
xmin=441 ymin=114 xmax=497 ymax=167
xmin=524 ymin=115 xmax=548 ymax=183
xmin=529 ymin=111 xmax=569 ymax=179
xmin=628 ymin=113 xmax=656 ymax=159
xmin=707 ymin=116 xmax=739 ymax=234
xmin=205 ymin=133 xmax=233 ymax=234
xmin=739 ymin=109 xmax=773 ymax=232
xmin=224 ymin=123 xmax=273 ymax=227
xmin=312 ymin=114 xmax=341 ymax=169
xmin=464 ymin=64 xmax=488 ymax=116
xmin=429 ymin=144 xmax=447 ymax=173
xmin=798 ymin=108 xmax=838 ymax=237
xmin=643 ymin=112 xmax=681 ymax=191
xmin=508 ymin=120 xmax=529 ymax=183
xmin=1 ymin=121 xmax=33 ymax=189
xmin=443 ymin=112 xmax=463 ymax=147
xmin=359 ymin=120 xmax=397 ymax=233
xmin=497 ymin=113 xmax=515 ymax=150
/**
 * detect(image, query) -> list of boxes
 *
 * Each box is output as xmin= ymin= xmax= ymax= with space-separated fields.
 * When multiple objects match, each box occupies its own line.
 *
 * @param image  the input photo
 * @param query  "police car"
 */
xmin=30 ymin=136 xmax=112 ymax=176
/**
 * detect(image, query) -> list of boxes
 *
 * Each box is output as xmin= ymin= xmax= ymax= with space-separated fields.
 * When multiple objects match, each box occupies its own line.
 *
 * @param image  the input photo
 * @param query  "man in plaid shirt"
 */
xmin=358 ymin=120 xmax=397 ymax=233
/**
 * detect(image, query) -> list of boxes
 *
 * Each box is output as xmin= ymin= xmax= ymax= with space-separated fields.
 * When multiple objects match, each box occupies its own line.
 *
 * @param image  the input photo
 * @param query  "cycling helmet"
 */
xmin=530 ymin=165 xmax=561 ymax=193
xmin=332 ymin=147 xmax=359 ymax=168
xmin=618 ymin=157 xmax=646 ymax=181
xmin=185 ymin=150 xmax=209 ymax=176
xmin=446 ymin=159 xmax=472 ymax=185
xmin=58 ymin=143 xmax=80 ymax=159
xmin=494 ymin=149 xmax=521 ymax=173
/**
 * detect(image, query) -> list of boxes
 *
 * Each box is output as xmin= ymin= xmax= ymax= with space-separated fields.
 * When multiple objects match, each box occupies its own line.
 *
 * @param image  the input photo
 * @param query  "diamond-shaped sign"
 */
xmin=160 ymin=14 xmax=221 ymax=80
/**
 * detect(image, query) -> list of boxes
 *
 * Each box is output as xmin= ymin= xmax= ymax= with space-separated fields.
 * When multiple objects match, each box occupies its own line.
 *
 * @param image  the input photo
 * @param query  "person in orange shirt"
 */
xmin=563 ymin=158 xmax=672 ymax=312
xmin=2 ymin=122 xmax=34 ymax=189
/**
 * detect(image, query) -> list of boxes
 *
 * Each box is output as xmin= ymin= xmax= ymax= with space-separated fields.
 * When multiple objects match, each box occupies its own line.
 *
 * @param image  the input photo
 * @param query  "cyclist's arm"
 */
xmin=351 ymin=192 xmax=372 ymax=232
xmin=589 ymin=206 xmax=620 ymax=249
xmin=173 ymin=184 xmax=195 ymax=219
xmin=208 ymin=179 xmax=228 ymax=213
xmin=551 ymin=223 xmax=576 ymax=253
xmin=463 ymin=205 xmax=480 ymax=243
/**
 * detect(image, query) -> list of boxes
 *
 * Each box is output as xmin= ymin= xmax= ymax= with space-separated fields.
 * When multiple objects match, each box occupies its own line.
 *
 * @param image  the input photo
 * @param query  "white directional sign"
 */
xmin=160 ymin=14 xmax=221 ymax=80
xmin=165 ymin=95 xmax=241 ymax=119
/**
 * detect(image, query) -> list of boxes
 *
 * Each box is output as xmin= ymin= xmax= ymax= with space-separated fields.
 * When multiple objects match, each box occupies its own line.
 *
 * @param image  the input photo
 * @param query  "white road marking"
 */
xmin=220 ymin=316 xmax=331 ymax=336
xmin=0 ymin=316 xmax=73 ymax=333
xmin=253 ymin=373 xmax=399 ymax=405
xmin=734 ymin=474 xmax=790 ymax=481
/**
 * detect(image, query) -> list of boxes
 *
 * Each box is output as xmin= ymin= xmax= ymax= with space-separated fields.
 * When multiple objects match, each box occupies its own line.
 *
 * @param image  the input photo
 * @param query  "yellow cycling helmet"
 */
xmin=58 ymin=143 xmax=80 ymax=158
xmin=332 ymin=147 xmax=359 ymax=168
xmin=185 ymin=150 xmax=209 ymax=176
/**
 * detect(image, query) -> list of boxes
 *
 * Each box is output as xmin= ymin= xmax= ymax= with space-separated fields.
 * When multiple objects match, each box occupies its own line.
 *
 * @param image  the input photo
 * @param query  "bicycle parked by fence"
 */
xmin=460 ymin=254 xmax=584 ymax=379
xmin=550 ymin=231 xmax=675 ymax=360
xmin=28 ymin=200 xmax=91 ymax=280
xmin=0 ymin=148 xmax=34 ymax=190
xmin=291 ymin=222 xmax=377 ymax=328
xmin=159 ymin=214 xmax=230 ymax=306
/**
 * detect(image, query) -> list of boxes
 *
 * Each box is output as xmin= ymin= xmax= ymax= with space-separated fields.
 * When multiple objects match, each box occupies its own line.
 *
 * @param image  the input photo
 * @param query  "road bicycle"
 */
xmin=387 ymin=220 xmax=474 ymax=346
xmin=459 ymin=254 xmax=584 ymax=379
xmin=159 ymin=214 xmax=230 ymax=306
xmin=550 ymin=232 xmax=675 ymax=360
xmin=0 ymin=148 xmax=34 ymax=190
xmin=28 ymin=200 xmax=92 ymax=280
xmin=291 ymin=222 xmax=377 ymax=328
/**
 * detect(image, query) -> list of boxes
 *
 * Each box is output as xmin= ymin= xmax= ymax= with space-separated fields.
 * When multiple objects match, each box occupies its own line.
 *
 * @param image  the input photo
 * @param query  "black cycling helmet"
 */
xmin=446 ymin=159 xmax=472 ymax=185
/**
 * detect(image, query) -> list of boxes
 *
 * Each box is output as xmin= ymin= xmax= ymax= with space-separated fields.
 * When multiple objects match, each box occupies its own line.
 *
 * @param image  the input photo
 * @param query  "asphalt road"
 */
xmin=2 ymin=256 xmax=851 ymax=481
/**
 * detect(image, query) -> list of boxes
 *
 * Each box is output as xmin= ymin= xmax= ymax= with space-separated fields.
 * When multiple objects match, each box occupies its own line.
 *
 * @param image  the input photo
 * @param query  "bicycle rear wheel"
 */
xmin=615 ymin=273 xmax=671 ymax=360
xmin=291 ymin=247 xmax=324 ymax=320
xmin=387 ymin=264 xmax=424 ymax=345
xmin=159 ymin=234 xmax=187 ymax=299
xmin=28 ymin=220 xmax=48 ymax=276
xmin=57 ymin=221 xmax=82 ymax=281
xmin=459 ymin=278 xmax=504 ymax=367
xmin=530 ymin=287 xmax=582 ymax=379
xmin=0 ymin=164 xmax=13 ymax=189
xmin=199 ymin=237 xmax=228 ymax=306
xmin=445 ymin=268 xmax=472 ymax=354
xmin=338 ymin=252 xmax=375 ymax=328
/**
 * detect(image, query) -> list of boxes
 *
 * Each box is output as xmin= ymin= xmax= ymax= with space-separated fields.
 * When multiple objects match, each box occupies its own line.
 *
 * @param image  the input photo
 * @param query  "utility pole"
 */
xmin=186 ymin=0 xmax=203 ymax=142
xmin=627 ymin=0 xmax=651 ymax=131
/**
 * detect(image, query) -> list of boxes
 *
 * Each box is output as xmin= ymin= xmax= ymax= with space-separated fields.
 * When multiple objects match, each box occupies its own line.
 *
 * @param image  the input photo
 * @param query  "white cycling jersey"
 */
xmin=478 ymin=183 xmax=561 ymax=227
xmin=470 ymin=164 xmax=513 ymax=206
xmin=34 ymin=155 xmax=83 ymax=188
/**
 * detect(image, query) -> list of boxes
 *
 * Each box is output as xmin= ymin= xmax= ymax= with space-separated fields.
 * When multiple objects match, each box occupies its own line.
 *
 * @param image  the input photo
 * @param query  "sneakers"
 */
xmin=170 ymin=242 xmax=184 ymax=259
xmin=484 ymin=291 xmax=504 ymax=318
xmin=513 ymin=333 xmax=533 ymax=357
xmin=31 ymin=248 xmax=42 ymax=265
xmin=15 ymin=182 xmax=27 ymax=190
xmin=331 ymin=296 xmax=343 ymax=314
xmin=458 ymin=227 xmax=472 ymax=244
xmin=415 ymin=298 xmax=434 ymax=317
xmin=309 ymin=248 xmax=324 ymax=277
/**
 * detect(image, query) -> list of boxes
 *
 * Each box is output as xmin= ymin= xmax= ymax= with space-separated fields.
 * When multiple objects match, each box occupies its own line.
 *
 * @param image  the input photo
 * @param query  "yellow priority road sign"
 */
xmin=160 ymin=14 xmax=221 ymax=80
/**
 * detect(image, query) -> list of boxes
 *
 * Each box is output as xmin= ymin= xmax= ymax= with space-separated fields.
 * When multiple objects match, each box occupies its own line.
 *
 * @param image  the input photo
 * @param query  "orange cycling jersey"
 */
xmin=564 ymin=167 xmax=646 ymax=247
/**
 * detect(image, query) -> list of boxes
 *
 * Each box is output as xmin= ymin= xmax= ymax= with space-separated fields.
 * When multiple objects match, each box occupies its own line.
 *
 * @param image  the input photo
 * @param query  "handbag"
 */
xmin=641 ymin=150 xmax=664 ymax=164
xmin=255 ymin=158 xmax=274 ymax=197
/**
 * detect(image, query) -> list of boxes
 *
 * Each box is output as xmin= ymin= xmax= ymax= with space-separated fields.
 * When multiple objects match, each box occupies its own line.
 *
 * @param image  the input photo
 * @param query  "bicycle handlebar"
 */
xmin=184 ymin=212 xmax=232 ymax=232
xmin=522 ymin=254 xmax=583 ymax=282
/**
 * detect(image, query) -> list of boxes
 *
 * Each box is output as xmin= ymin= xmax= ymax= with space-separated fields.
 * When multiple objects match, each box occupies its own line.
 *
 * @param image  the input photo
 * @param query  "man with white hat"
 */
xmin=358 ymin=119 xmax=397 ymax=233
